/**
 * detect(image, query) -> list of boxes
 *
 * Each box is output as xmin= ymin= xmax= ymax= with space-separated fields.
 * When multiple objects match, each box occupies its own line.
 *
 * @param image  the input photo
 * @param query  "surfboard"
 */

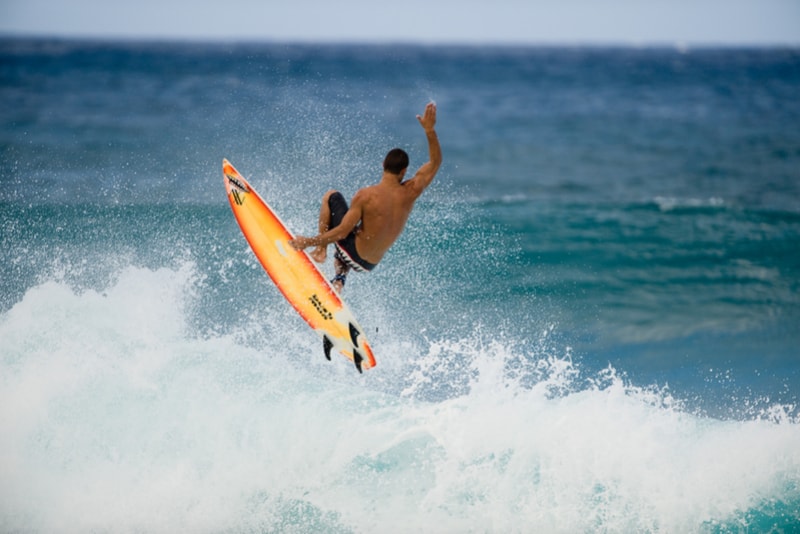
xmin=222 ymin=159 xmax=376 ymax=373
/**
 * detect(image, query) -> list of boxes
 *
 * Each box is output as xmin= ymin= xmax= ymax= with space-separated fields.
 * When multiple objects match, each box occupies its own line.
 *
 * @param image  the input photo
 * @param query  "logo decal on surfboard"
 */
xmin=230 ymin=189 xmax=244 ymax=206
xmin=309 ymin=294 xmax=333 ymax=320
xmin=225 ymin=173 xmax=249 ymax=193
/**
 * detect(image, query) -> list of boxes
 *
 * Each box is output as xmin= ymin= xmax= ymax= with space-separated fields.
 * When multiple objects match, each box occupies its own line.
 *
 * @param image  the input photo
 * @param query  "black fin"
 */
xmin=323 ymin=336 xmax=333 ymax=361
xmin=353 ymin=349 xmax=364 ymax=374
xmin=349 ymin=323 xmax=360 ymax=347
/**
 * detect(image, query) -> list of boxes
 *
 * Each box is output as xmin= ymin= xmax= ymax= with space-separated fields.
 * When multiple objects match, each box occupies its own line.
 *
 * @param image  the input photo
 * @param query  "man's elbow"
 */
xmin=432 ymin=154 xmax=443 ymax=173
xmin=331 ymin=225 xmax=355 ymax=243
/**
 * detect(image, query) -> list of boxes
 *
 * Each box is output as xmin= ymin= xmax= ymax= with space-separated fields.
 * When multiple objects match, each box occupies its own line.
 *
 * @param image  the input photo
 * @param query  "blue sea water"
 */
xmin=1 ymin=39 xmax=800 ymax=532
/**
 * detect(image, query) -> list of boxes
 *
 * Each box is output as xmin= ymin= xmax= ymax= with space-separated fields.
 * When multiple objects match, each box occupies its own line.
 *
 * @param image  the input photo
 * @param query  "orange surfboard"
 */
xmin=223 ymin=159 xmax=376 ymax=372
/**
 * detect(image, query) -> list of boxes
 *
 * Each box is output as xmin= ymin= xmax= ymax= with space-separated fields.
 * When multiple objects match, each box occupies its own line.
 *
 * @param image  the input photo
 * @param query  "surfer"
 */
xmin=289 ymin=102 xmax=442 ymax=291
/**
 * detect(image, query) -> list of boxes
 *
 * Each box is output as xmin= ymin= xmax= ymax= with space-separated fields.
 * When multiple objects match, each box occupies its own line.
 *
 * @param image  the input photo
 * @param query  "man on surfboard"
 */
xmin=289 ymin=102 xmax=442 ymax=291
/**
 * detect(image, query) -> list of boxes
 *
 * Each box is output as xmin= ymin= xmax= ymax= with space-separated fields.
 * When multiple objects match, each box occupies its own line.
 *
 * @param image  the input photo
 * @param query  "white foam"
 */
xmin=1 ymin=265 xmax=799 ymax=532
xmin=653 ymin=195 xmax=725 ymax=212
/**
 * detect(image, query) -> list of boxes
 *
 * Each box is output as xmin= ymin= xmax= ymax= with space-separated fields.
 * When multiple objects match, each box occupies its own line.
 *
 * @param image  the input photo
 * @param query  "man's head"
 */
xmin=383 ymin=148 xmax=409 ymax=175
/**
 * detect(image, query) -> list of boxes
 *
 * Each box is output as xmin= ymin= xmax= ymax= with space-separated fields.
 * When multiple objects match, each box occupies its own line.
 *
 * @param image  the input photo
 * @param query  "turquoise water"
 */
xmin=1 ymin=39 xmax=799 ymax=532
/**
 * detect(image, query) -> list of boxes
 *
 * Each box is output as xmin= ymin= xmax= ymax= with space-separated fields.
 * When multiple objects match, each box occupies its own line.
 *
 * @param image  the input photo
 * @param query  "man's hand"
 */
xmin=417 ymin=102 xmax=437 ymax=132
xmin=288 ymin=237 xmax=310 ymax=251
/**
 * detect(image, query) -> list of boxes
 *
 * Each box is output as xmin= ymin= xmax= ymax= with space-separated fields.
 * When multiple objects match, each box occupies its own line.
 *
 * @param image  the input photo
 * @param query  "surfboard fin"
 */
xmin=323 ymin=336 xmax=333 ymax=361
xmin=348 ymin=323 xmax=360 ymax=347
xmin=353 ymin=349 xmax=364 ymax=374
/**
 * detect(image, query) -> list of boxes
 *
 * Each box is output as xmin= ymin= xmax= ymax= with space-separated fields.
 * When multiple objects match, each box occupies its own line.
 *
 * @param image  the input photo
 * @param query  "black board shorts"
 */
xmin=328 ymin=191 xmax=377 ymax=272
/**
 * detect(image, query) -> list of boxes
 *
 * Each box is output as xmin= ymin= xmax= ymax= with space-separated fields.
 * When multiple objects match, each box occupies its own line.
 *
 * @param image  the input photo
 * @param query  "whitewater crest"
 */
xmin=1 ymin=265 xmax=799 ymax=532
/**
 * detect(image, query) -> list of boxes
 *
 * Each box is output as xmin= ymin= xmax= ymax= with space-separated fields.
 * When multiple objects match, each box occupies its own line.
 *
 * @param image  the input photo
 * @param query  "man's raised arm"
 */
xmin=406 ymin=102 xmax=442 ymax=197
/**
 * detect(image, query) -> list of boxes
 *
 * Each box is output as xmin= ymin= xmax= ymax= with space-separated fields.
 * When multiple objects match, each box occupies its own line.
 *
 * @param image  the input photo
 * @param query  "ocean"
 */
xmin=1 ymin=38 xmax=799 ymax=532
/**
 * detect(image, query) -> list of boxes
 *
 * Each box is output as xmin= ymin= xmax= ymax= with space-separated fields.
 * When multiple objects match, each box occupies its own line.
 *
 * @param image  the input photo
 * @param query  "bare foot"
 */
xmin=309 ymin=246 xmax=327 ymax=263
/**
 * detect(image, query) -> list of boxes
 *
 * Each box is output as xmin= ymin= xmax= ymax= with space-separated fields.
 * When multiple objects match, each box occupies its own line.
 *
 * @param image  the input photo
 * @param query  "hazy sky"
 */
xmin=2 ymin=0 xmax=799 ymax=46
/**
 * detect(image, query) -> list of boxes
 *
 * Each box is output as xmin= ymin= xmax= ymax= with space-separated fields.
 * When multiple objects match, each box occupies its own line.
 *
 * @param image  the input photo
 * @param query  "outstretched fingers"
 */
xmin=417 ymin=102 xmax=437 ymax=129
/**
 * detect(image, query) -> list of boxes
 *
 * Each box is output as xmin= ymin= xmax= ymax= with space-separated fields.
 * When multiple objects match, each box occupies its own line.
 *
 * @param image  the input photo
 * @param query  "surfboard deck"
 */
xmin=223 ymin=159 xmax=376 ymax=372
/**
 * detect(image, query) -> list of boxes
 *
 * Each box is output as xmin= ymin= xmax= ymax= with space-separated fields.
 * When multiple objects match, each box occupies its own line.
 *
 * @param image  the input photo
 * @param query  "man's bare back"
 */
xmin=289 ymin=103 xmax=441 ymax=290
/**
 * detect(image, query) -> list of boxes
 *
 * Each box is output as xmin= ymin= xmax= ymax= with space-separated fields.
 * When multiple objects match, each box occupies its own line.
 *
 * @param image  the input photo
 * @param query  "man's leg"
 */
xmin=330 ymin=254 xmax=351 ymax=293
xmin=309 ymin=190 xmax=338 ymax=263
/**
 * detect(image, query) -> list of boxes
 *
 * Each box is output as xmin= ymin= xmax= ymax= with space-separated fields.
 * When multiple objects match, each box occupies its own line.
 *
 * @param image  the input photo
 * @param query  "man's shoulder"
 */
xmin=354 ymin=184 xmax=379 ymax=199
xmin=350 ymin=185 xmax=381 ymax=208
xmin=358 ymin=182 xmax=395 ymax=197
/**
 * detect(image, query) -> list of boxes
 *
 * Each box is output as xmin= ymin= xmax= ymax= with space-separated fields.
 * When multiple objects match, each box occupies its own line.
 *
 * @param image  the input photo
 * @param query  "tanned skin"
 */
xmin=289 ymin=103 xmax=441 ymax=291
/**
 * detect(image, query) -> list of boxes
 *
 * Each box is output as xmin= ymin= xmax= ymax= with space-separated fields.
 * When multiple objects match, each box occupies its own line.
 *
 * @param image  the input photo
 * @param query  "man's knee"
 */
xmin=326 ymin=190 xmax=349 ymax=216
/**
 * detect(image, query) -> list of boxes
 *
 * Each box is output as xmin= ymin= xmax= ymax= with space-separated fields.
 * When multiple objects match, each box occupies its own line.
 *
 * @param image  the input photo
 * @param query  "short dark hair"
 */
xmin=383 ymin=148 xmax=409 ymax=174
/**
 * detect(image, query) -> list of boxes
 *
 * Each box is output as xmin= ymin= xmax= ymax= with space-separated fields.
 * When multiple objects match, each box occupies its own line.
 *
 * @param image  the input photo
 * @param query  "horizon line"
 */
xmin=2 ymin=31 xmax=799 ymax=50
